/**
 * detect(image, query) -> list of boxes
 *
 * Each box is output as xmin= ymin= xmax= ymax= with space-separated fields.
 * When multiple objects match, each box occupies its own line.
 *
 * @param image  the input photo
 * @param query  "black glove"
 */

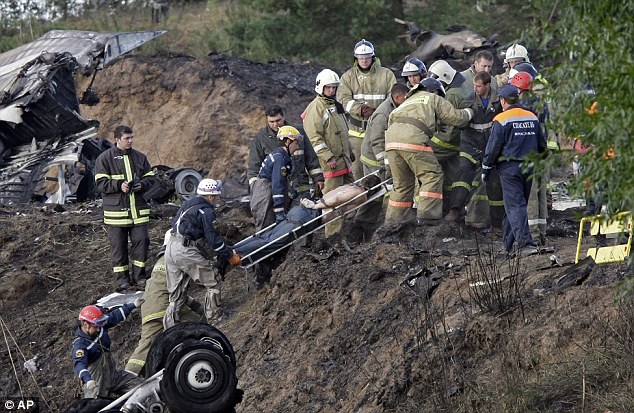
xmin=275 ymin=211 xmax=286 ymax=223
xmin=481 ymin=168 xmax=491 ymax=182
xmin=289 ymin=187 xmax=299 ymax=200
xmin=215 ymin=258 xmax=229 ymax=280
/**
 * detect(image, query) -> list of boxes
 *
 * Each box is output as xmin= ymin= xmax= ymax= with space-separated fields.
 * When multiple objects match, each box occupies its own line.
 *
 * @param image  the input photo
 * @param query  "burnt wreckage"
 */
xmin=0 ymin=30 xmax=203 ymax=205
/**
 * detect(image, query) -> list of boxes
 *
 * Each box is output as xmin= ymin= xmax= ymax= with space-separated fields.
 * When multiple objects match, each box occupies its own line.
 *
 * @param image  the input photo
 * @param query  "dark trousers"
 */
xmin=499 ymin=162 xmax=534 ymax=252
xmin=107 ymin=225 xmax=149 ymax=285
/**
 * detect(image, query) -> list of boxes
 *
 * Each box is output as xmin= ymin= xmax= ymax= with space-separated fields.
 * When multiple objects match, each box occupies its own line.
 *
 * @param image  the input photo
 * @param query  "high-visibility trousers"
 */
xmin=385 ymin=149 xmax=443 ymax=223
xmin=452 ymin=151 xmax=504 ymax=227
xmin=107 ymin=225 xmax=149 ymax=285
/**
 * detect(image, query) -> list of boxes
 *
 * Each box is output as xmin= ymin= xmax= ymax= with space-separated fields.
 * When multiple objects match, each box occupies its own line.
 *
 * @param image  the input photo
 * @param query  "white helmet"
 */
xmin=401 ymin=58 xmax=427 ymax=77
xmin=315 ymin=69 xmax=341 ymax=94
xmin=197 ymin=178 xmax=222 ymax=196
xmin=353 ymin=39 xmax=375 ymax=58
xmin=505 ymin=44 xmax=530 ymax=63
xmin=428 ymin=60 xmax=457 ymax=85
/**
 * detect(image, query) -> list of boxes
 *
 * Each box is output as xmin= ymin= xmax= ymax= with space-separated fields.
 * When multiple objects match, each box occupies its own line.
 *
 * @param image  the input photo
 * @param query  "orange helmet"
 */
xmin=79 ymin=305 xmax=108 ymax=327
xmin=510 ymin=72 xmax=533 ymax=91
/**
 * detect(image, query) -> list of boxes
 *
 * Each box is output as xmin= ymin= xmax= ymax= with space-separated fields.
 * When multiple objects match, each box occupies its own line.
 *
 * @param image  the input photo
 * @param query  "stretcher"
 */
xmin=236 ymin=172 xmax=393 ymax=269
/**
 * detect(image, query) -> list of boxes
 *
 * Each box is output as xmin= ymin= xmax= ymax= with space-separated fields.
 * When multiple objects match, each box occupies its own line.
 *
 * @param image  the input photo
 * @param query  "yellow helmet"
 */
xmin=277 ymin=125 xmax=301 ymax=141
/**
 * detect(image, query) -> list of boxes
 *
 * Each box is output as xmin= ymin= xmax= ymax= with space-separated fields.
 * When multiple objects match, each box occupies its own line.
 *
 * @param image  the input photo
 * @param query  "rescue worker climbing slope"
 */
xmin=303 ymin=69 xmax=355 ymax=237
xmin=72 ymin=302 xmax=143 ymax=398
xmin=338 ymin=39 xmax=397 ymax=180
xmin=125 ymin=230 xmax=204 ymax=377
xmin=384 ymin=81 xmax=474 ymax=225
xmin=250 ymin=126 xmax=301 ymax=231
xmin=163 ymin=179 xmax=241 ymax=329
xmin=95 ymin=125 xmax=156 ymax=291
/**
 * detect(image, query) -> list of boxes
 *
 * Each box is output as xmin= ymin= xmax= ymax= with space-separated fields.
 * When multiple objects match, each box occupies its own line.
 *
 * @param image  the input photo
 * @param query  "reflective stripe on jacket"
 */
xmin=257 ymin=148 xmax=292 ymax=211
xmin=171 ymin=196 xmax=232 ymax=261
xmin=247 ymin=122 xmax=323 ymax=188
xmin=386 ymin=90 xmax=472 ymax=152
xmin=303 ymin=95 xmax=353 ymax=176
xmin=337 ymin=58 xmax=396 ymax=136
xmin=95 ymin=147 xmax=155 ymax=226
xmin=483 ymin=105 xmax=547 ymax=168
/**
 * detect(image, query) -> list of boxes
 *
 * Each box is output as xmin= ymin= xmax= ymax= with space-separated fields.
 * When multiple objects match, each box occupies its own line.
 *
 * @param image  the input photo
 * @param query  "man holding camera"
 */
xmin=95 ymin=125 xmax=156 ymax=291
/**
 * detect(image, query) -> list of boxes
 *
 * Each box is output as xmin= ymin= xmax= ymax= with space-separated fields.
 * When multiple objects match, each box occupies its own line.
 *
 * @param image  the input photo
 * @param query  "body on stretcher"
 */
xmin=235 ymin=172 xmax=392 ymax=269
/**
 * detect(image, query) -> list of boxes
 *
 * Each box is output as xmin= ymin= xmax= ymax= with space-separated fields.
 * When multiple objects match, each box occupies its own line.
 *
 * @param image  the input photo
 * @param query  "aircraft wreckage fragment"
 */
xmin=0 ymin=29 xmax=202 ymax=205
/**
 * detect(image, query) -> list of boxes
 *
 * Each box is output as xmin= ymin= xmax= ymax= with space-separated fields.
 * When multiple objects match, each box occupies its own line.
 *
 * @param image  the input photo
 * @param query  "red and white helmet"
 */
xmin=197 ymin=179 xmax=222 ymax=196
xmin=79 ymin=305 xmax=108 ymax=327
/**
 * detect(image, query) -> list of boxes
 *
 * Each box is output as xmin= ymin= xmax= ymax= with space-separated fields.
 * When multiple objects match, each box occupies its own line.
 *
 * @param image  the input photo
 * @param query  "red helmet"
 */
xmin=511 ymin=72 xmax=533 ymax=91
xmin=79 ymin=305 xmax=108 ymax=327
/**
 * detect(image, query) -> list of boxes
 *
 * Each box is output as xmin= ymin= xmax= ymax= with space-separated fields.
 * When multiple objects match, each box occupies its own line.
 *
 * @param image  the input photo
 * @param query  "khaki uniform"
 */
xmin=385 ymin=89 xmax=472 ymax=223
xmin=354 ymin=95 xmax=398 ymax=229
xmin=430 ymin=80 xmax=472 ymax=213
xmin=125 ymin=255 xmax=199 ymax=376
xmin=337 ymin=59 xmax=396 ymax=180
xmin=303 ymin=95 xmax=354 ymax=236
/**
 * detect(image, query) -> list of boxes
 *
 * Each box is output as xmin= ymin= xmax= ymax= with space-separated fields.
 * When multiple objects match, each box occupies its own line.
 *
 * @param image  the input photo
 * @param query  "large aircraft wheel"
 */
xmin=160 ymin=341 xmax=237 ymax=413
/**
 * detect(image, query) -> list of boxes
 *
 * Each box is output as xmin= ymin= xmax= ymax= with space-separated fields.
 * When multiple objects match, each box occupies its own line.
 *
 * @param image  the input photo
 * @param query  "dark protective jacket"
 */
xmin=431 ymin=77 xmax=473 ymax=153
xmin=72 ymin=303 xmax=136 ymax=383
xmin=95 ymin=147 xmax=155 ymax=226
xmin=483 ymin=105 xmax=546 ymax=169
xmin=171 ymin=196 xmax=232 ymax=261
xmin=257 ymin=148 xmax=293 ymax=212
xmin=247 ymin=122 xmax=323 ymax=192
xmin=460 ymin=89 xmax=503 ymax=150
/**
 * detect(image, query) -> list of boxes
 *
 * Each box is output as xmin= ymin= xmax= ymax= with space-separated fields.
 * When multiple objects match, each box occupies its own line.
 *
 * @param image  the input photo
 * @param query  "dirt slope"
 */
xmin=77 ymin=53 xmax=325 ymax=184
xmin=1 ymin=53 xmax=633 ymax=413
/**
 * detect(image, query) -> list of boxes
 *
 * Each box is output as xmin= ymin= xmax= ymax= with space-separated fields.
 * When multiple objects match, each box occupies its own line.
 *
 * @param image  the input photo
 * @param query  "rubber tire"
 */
xmin=146 ymin=323 xmax=237 ymax=376
xmin=172 ymin=169 xmax=202 ymax=201
xmin=160 ymin=340 xmax=237 ymax=413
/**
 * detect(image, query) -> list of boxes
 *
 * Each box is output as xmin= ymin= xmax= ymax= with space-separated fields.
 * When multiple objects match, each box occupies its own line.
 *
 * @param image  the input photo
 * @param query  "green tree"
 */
xmin=530 ymin=1 xmax=634 ymax=212
xmin=224 ymin=0 xmax=407 ymax=66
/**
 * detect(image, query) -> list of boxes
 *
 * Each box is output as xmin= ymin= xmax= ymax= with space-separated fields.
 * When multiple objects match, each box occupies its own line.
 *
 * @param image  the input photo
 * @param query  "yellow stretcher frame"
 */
xmin=575 ymin=211 xmax=632 ymax=264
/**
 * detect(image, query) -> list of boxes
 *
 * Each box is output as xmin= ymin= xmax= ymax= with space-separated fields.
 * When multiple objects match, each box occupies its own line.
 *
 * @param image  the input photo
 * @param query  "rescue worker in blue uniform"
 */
xmin=250 ymin=126 xmax=301 ymax=231
xmin=72 ymin=302 xmax=143 ymax=398
xmin=482 ymin=85 xmax=547 ymax=256
xmin=164 ymin=178 xmax=241 ymax=328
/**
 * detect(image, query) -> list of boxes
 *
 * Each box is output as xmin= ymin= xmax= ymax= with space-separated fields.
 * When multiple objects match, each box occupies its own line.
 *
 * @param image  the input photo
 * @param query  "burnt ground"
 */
xmin=1 ymin=53 xmax=634 ymax=413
